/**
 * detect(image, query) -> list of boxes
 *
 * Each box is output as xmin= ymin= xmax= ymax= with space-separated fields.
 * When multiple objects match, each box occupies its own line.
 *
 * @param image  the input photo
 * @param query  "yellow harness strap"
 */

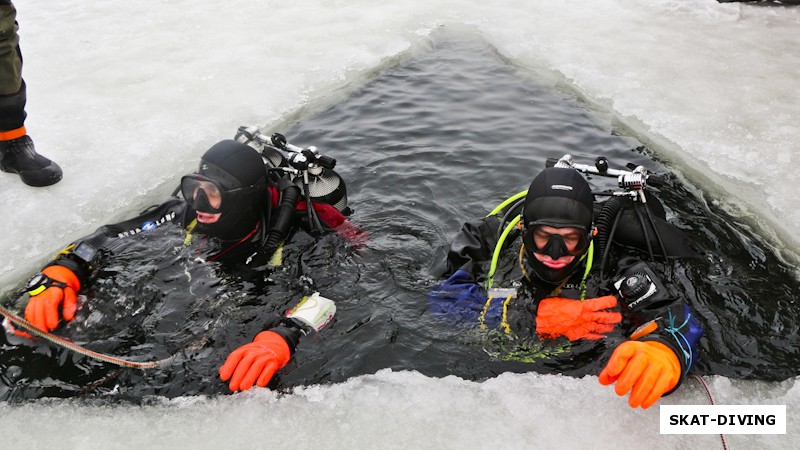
xmin=184 ymin=219 xmax=198 ymax=246
xmin=56 ymin=243 xmax=76 ymax=258
xmin=269 ymin=241 xmax=284 ymax=266
xmin=478 ymin=293 xmax=515 ymax=334
xmin=479 ymin=297 xmax=493 ymax=330
xmin=501 ymin=294 xmax=513 ymax=334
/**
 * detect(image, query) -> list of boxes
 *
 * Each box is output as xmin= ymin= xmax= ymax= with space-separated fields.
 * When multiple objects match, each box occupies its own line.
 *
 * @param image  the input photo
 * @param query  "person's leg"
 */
xmin=0 ymin=1 xmax=62 ymax=187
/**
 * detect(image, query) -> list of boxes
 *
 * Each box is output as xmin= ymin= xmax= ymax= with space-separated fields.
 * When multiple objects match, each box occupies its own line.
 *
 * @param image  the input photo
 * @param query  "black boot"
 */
xmin=0 ymin=135 xmax=62 ymax=186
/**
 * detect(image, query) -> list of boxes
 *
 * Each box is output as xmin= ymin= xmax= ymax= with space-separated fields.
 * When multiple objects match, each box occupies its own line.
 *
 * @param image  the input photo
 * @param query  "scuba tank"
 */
xmin=292 ymin=165 xmax=350 ymax=215
xmin=234 ymin=125 xmax=351 ymax=239
xmin=284 ymin=146 xmax=349 ymax=233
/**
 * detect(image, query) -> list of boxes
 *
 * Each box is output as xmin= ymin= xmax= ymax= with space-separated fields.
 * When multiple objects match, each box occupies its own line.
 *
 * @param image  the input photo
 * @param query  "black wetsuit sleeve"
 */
xmin=46 ymin=198 xmax=189 ymax=286
xmin=438 ymin=216 xmax=503 ymax=279
xmin=613 ymin=257 xmax=704 ymax=391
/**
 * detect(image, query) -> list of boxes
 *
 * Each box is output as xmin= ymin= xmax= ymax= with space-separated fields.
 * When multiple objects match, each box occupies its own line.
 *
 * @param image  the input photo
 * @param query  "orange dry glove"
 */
xmin=535 ymin=296 xmax=622 ymax=341
xmin=23 ymin=266 xmax=81 ymax=332
xmin=219 ymin=330 xmax=291 ymax=392
xmin=598 ymin=341 xmax=681 ymax=409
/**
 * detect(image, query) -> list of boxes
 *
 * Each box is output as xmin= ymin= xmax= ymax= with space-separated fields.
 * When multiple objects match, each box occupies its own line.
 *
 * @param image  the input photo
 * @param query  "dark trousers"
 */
xmin=0 ymin=0 xmax=26 ymax=133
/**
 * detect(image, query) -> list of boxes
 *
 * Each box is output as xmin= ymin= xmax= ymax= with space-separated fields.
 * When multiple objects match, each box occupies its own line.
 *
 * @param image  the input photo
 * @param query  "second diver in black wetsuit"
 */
xmin=429 ymin=165 xmax=703 ymax=409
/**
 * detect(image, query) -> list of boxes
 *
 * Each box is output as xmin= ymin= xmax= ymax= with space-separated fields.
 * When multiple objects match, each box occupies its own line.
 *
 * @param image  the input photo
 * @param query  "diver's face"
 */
xmin=532 ymin=225 xmax=583 ymax=269
xmin=192 ymin=180 xmax=223 ymax=209
xmin=189 ymin=180 xmax=223 ymax=223
xmin=196 ymin=211 xmax=222 ymax=224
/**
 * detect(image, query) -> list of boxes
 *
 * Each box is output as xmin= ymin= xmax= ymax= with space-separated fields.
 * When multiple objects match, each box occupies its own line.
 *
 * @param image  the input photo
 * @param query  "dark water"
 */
xmin=2 ymin=38 xmax=799 ymax=402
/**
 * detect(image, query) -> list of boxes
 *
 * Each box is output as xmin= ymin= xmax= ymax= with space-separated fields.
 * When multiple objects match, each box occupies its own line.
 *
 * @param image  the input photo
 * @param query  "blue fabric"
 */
xmin=681 ymin=303 xmax=704 ymax=368
xmin=663 ymin=304 xmax=704 ymax=370
xmin=428 ymin=270 xmax=503 ymax=327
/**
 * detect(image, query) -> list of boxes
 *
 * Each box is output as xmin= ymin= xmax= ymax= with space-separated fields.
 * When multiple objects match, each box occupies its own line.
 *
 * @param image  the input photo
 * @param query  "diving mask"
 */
xmin=180 ymin=174 xmax=263 ymax=214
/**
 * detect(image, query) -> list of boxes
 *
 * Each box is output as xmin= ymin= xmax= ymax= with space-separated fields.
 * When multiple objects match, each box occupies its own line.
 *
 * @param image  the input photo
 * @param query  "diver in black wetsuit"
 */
xmin=429 ymin=165 xmax=703 ymax=409
xmin=16 ymin=136 xmax=364 ymax=392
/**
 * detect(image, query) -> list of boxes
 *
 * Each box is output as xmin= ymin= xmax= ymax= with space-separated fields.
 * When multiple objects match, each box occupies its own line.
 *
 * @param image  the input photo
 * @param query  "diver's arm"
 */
xmin=45 ymin=197 xmax=188 ymax=284
xmin=598 ymin=257 xmax=704 ymax=408
xmin=439 ymin=216 xmax=503 ymax=278
xmin=22 ymin=198 xmax=188 ymax=331
xmin=219 ymin=293 xmax=335 ymax=392
xmin=427 ymin=216 xmax=505 ymax=324
xmin=427 ymin=268 xmax=492 ymax=325
xmin=612 ymin=257 xmax=703 ymax=385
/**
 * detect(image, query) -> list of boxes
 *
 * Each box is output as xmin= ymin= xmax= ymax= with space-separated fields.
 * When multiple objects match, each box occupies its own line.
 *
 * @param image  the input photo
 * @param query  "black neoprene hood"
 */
xmin=191 ymin=140 xmax=268 ymax=241
xmin=199 ymin=140 xmax=266 ymax=189
xmin=520 ymin=167 xmax=594 ymax=284
xmin=522 ymin=167 xmax=593 ymax=230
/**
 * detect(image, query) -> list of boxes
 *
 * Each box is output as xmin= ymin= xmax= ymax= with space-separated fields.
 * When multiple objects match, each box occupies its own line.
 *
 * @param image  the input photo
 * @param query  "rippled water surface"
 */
xmin=2 ymin=38 xmax=799 ymax=402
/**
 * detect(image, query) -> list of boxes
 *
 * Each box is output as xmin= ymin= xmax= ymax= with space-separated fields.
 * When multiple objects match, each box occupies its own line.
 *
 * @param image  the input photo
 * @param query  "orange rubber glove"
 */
xmin=24 ymin=266 xmax=81 ymax=332
xmin=535 ymin=295 xmax=622 ymax=341
xmin=598 ymin=341 xmax=681 ymax=409
xmin=219 ymin=330 xmax=291 ymax=392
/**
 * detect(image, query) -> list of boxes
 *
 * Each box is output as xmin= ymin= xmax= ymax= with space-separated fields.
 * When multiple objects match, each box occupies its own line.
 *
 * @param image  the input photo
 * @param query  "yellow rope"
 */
xmin=479 ymin=296 xmax=494 ymax=330
xmin=501 ymin=294 xmax=513 ymax=334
